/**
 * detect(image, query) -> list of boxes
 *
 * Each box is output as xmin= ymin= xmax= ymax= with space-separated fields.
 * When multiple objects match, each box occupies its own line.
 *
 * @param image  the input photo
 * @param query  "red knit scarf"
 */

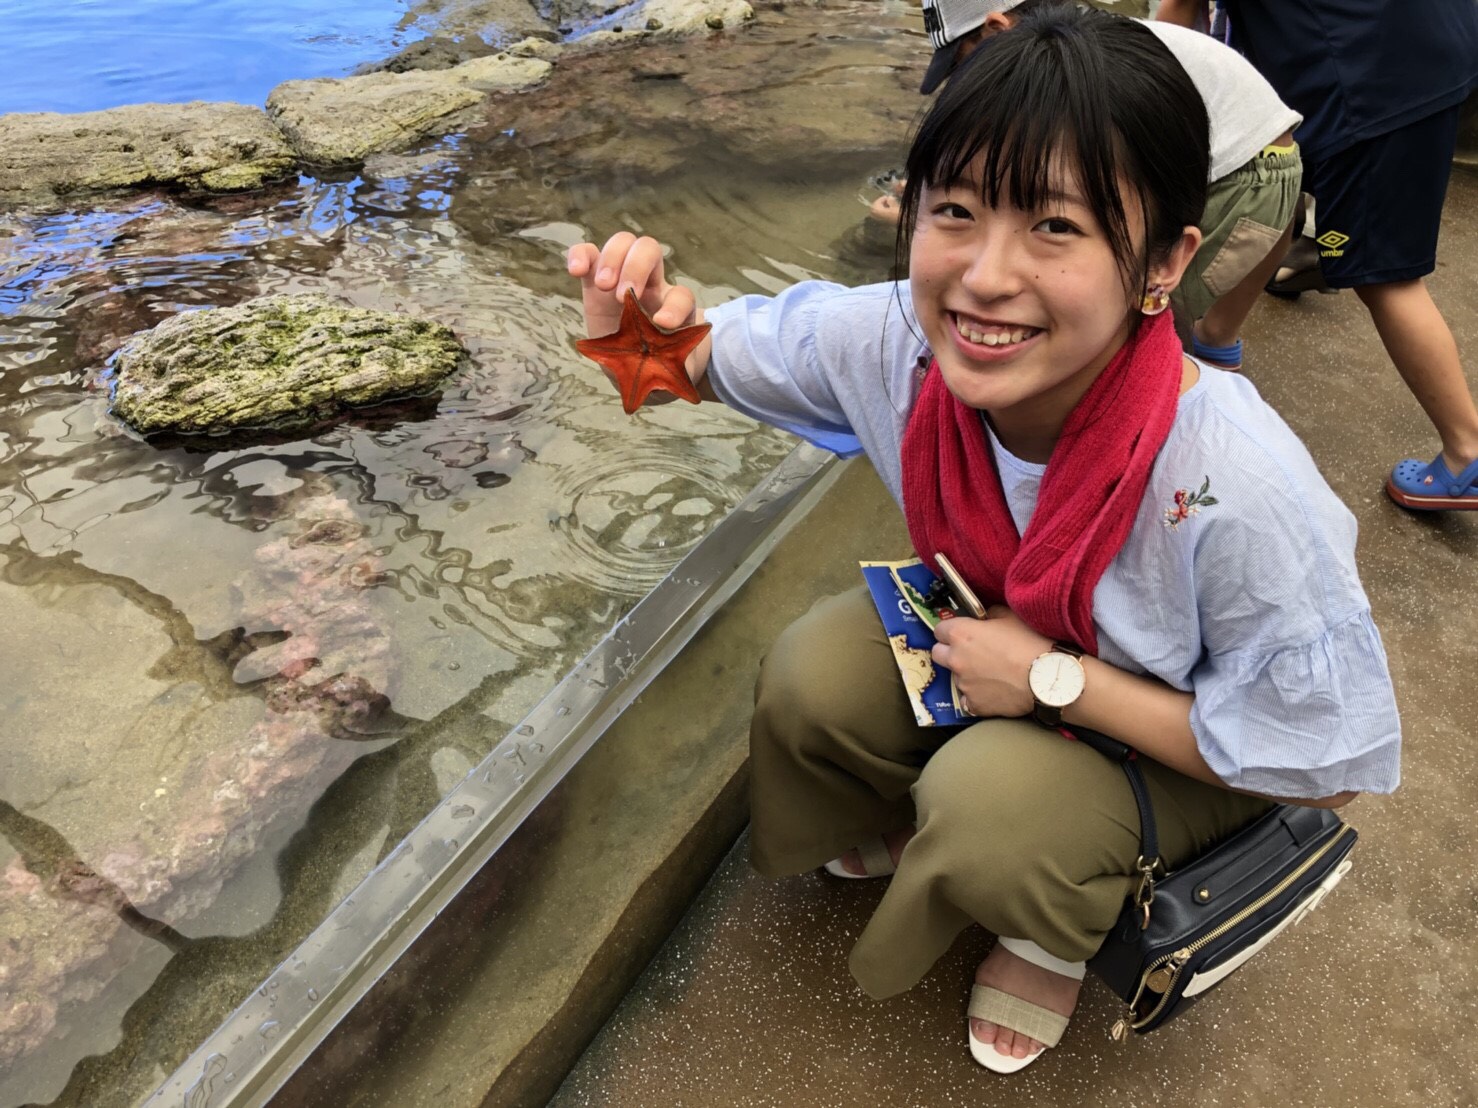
xmin=900 ymin=310 xmax=1182 ymax=656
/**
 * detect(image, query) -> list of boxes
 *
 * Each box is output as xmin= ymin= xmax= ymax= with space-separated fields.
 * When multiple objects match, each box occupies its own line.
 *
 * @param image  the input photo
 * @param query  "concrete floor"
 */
xmin=552 ymin=169 xmax=1478 ymax=1108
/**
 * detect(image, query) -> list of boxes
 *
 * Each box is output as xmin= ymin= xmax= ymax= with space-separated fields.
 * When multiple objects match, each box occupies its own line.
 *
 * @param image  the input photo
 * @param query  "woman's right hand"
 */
xmin=566 ymin=232 xmax=702 ymax=341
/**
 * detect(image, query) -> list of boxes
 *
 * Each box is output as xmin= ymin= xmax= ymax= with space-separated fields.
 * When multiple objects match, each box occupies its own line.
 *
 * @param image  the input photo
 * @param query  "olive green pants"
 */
xmin=749 ymin=588 xmax=1271 ymax=999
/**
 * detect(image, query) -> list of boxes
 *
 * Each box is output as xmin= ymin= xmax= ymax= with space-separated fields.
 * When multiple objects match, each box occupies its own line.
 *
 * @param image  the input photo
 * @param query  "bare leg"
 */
xmin=1356 ymin=279 xmax=1478 ymax=472
xmin=1193 ymin=218 xmax=1295 ymax=351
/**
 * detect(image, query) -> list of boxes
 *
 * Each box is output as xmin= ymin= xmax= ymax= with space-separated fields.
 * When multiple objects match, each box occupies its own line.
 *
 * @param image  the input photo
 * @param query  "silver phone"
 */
xmin=935 ymin=552 xmax=986 ymax=620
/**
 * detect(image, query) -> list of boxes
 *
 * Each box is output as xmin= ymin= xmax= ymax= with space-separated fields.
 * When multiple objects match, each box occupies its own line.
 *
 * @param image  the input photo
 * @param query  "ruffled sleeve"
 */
xmin=1190 ymin=609 xmax=1401 ymax=797
xmin=1090 ymin=371 xmax=1401 ymax=799
xmin=1148 ymin=386 xmax=1406 ymax=799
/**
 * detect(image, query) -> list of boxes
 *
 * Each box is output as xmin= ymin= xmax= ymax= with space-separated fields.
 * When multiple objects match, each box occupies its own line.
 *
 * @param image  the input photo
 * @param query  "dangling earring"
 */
xmin=1140 ymin=284 xmax=1171 ymax=316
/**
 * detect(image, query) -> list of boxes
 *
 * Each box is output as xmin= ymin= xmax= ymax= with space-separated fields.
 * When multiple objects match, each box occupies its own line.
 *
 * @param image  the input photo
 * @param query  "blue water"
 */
xmin=1 ymin=0 xmax=423 ymax=115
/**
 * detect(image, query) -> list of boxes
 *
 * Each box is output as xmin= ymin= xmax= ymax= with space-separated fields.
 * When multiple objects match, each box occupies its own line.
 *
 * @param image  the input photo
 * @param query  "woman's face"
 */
xmin=908 ymin=154 xmax=1140 ymax=421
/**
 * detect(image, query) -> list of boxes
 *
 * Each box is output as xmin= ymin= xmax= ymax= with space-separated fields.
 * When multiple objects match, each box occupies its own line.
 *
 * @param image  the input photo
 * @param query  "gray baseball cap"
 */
xmin=920 ymin=0 xmax=1026 ymax=93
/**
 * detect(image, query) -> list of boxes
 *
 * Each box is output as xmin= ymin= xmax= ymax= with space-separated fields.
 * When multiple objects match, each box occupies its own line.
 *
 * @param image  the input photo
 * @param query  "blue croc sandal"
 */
xmin=1190 ymin=332 xmax=1243 ymax=372
xmin=1387 ymin=455 xmax=1478 ymax=511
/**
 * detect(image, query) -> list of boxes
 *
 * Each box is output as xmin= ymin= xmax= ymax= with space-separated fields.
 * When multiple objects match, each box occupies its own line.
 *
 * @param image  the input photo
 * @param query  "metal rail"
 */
xmin=145 ymin=442 xmax=841 ymax=1108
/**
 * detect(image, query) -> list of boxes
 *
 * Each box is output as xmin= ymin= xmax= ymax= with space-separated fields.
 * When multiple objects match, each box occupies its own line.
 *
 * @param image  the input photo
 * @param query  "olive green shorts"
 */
xmin=1174 ymin=145 xmax=1303 ymax=320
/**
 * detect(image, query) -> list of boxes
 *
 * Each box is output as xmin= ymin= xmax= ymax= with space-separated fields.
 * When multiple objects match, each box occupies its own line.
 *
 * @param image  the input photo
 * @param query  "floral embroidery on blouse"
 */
xmin=1164 ymin=476 xmax=1219 ymax=529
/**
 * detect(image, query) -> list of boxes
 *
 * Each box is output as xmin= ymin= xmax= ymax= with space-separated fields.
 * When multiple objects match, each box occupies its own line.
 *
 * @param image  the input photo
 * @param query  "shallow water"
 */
xmin=1 ymin=0 xmax=424 ymax=114
xmin=0 ymin=4 xmax=919 ymax=1103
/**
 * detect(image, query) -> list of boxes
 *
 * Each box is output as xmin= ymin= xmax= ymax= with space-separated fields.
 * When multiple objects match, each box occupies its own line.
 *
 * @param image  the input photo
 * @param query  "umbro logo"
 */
xmin=1316 ymin=230 xmax=1350 ymax=257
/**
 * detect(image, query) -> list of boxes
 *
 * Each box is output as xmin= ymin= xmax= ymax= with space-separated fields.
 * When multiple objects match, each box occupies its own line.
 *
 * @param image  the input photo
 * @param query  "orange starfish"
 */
xmin=575 ymin=289 xmax=711 ymax=414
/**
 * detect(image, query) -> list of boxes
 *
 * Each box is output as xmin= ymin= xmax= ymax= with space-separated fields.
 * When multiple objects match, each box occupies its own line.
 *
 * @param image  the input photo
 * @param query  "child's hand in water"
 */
xmin=868 ymin=193 xmax=903 ymax=226
xmin=567 ymin=232 xmax=703 ymax=342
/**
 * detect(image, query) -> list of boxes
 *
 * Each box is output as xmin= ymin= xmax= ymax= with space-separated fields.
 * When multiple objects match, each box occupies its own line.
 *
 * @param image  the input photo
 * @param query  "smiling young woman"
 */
xmin=907 ymin=166 xmax=1199 ymax=459
xmin=567 ymin=0 xmax=1399 ymax=1075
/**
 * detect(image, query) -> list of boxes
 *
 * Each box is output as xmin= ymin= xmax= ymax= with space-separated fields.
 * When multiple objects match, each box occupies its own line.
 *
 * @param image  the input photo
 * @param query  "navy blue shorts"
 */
xmin=1302 ymin=104 xmax=1462 ymax=288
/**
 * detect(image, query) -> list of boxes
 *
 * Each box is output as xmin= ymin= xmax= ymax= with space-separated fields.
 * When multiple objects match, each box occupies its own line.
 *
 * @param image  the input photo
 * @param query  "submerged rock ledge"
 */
xmin=110 ymin=294 xmax=469 ymax=436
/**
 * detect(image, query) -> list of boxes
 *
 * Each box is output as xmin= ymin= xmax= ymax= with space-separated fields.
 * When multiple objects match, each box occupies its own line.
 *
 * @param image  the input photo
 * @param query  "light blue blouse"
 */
xmin=704 ymin=280 xmax=1401 ymax=798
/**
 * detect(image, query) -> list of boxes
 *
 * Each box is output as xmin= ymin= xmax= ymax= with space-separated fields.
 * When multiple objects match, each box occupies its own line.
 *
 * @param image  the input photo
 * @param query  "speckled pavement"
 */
xmin=551 ymin=169 xmax=1478 ymax=1108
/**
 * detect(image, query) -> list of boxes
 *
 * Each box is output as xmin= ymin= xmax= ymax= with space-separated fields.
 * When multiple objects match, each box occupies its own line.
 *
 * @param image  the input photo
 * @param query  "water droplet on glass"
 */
xmin=451 ymin=804 xmax=475 ymax=819
xmin=556 ymin=705 xmax=571 ymax=717
xmin=530 ymin=741 xmax=546 ymax=754
xmin=259 ymin=1020 xmax=281 ymax=1040
xmin=516 ymin=724 xmax=534 ymax=736
xmin=184 ymin=1052 xmax=227 ymax=1107
xmin=307 ymin=988 xmax=319 ymax=1002
xmin=225 ymin=1072 xmax=236 ymax=1084
xmin=448 ymin=661 xmax=461 ymax=671
xmin=444 ymin=838 xmax=459 ymax=851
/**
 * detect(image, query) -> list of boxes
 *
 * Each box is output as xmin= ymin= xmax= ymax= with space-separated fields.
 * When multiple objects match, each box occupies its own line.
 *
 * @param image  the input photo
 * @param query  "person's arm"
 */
xmin=930 ymin=608 xmax=1359 ymax=808
xmin=1065 ymin=654 xmax=1357 ymax=808
xmin=1153 ymin=0 xmax=1210 ymax=30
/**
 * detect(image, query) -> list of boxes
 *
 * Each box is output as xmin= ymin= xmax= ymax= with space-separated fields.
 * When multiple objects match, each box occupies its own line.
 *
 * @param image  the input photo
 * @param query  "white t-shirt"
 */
xmin=1141 ymin=20 xmax=1303 ymax=181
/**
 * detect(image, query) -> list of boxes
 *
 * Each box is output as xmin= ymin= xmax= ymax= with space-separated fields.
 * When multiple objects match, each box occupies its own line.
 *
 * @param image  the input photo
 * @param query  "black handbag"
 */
xmin=1072 ymin=727 xmax=1358 ymax=1038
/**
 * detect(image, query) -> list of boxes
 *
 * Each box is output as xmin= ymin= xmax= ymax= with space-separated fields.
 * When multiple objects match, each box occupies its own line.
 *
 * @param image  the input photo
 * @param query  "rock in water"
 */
xmin=266 ymin=71 xmax=486 ymax=166
xmin=0 ymin=102 xmax=297 ymax=206
xmin=109 ymin=294 xmax=468 ymax=436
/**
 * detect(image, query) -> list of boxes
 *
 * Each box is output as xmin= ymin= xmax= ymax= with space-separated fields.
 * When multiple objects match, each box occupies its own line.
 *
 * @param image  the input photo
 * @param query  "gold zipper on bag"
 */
xmin=1109 ymin=823 xmax=1353 ymax=1042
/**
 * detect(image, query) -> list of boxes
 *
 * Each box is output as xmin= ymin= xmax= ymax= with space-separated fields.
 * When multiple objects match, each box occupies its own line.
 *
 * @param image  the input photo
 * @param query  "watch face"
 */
xmin=1030 ymin=651 xmax=1086 ymax=708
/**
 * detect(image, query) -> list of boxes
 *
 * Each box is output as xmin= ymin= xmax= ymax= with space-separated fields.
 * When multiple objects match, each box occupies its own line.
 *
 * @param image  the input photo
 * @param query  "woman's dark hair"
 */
xmin=898 ymin=1 xmax=1209 ymax=304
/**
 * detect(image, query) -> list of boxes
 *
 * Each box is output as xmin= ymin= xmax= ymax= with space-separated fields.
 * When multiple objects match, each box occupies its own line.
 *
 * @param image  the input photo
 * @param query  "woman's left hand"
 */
xmin=930 ymin=604 xmax=1051 ymax=718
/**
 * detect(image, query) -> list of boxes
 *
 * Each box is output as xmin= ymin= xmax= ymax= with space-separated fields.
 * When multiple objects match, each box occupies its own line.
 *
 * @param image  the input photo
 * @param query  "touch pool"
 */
xmin=0 ymin=2 xmax=931 ymax=1103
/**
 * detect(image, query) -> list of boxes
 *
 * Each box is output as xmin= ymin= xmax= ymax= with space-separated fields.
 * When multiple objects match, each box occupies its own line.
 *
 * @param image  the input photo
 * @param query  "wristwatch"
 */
xmin=1028 ymin=642 xmax=1086 ymax=727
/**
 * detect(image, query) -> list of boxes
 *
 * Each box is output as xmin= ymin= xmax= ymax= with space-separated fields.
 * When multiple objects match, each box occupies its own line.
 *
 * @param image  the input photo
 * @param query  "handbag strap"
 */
xmin=1062 ymin=725 xmax=1164 ymax=927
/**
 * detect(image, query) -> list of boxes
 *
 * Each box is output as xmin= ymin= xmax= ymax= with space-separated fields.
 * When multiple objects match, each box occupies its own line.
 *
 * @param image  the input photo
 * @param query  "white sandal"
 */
xmin=821 ymin=836 xmax=897 ymax=879
xmin=967 ymin=937 xmax=1085 ymax=1073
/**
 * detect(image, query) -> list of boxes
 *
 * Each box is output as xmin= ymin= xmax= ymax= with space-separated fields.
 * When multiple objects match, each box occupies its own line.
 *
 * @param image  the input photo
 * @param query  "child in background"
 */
xmin=1158 ymin=0 xmax=1478 ymax=510
xmin=569 ymin=5 xmax=1398 ymax=1072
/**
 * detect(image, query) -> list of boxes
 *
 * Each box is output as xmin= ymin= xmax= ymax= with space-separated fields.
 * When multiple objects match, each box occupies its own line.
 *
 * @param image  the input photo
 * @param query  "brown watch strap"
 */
xmin=1033 ymin=702 xmax=1064 ymax=728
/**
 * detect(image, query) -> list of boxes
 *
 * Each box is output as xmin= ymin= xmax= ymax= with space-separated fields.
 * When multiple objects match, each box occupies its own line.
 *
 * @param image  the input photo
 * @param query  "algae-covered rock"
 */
xmin=0 ymin=102 xmax=296 ymax=207
xmin=110 ymin=294 xmax=468 ymax=436
xmin=265 ymin=71 xmax=488 ymax=165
